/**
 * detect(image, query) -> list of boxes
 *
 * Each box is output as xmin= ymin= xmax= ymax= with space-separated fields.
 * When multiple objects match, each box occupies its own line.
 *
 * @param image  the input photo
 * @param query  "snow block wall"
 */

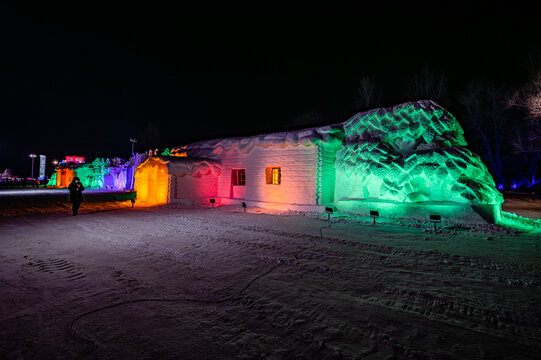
xmin=216 ymin=145 xmax=319 ymax=207
xmin=334 ymin=100 xmax=503 ymax=222
xmin=169 ymin=158 xmax=221 ymax=205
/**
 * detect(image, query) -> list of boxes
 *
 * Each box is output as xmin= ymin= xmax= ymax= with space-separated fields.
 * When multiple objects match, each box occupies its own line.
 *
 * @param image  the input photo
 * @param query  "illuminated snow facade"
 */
xmin=334 ymin=101 xmax=503 ymax=223
xmin=138 ymin=101 xmax=503 ymax=223
xmin=49 ymin=154 xmax=147 ymax=190
xmin=135 ymin=157 xmax=222 ymax=205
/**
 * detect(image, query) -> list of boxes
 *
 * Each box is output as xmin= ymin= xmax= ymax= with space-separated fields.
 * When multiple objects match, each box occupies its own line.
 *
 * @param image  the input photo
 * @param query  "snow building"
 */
xmin=48 ymin=154 xmax=146 ymax=190
xmin=135 ymin=100 xmax=504 ymax=223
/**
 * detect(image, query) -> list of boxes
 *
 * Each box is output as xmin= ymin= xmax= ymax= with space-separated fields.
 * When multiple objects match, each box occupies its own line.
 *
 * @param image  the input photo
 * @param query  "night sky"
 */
xmin=0 ymin=3 xmax=538 ymax=177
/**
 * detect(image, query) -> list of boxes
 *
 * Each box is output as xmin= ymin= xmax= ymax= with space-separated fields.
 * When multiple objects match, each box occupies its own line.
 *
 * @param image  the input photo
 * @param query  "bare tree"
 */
xmin=509 ymin=73 xmax=541 ymax=124
xmin=508 ymin=71 xmax=541 ymax=185
xmin=355 ymin=75 xmax=382 ymax=109
xmin=407 ymin=64 xmax=447 ymax=102
xmin=458 ymin=81 xmax=511 ymax=185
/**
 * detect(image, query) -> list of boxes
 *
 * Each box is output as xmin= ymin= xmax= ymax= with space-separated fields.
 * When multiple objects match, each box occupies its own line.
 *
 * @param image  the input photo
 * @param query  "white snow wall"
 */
xmin=216 ymin=145 xmax=323 ymax=208
xmin=170 ymin=174 xmax=218 ymax=205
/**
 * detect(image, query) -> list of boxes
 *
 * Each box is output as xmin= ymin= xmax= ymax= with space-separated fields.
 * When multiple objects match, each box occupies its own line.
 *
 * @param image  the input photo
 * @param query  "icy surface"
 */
xmin=1 ymin=197 xmax=540 ymax=359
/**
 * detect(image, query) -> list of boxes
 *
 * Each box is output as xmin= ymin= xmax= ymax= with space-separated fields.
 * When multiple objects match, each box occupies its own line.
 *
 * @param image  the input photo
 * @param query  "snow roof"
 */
xmin=172 ymin=125 xmax=344 ymax=158
xmin=136 ymin=156 xmax=222 ymax=177
xmin=171 ymin=100 xmax=462 ymax=158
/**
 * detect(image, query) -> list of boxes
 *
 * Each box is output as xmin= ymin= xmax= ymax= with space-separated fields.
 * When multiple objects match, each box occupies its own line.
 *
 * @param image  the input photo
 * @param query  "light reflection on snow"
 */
xmin=0 ymin=189 xmax=125 ymax=196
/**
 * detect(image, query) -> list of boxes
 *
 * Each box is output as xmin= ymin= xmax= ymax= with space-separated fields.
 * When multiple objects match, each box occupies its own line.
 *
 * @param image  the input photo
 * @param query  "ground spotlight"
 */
xmin=242 ymin=202 xmax=247 ymax=213
xmin=370 ymin=210 xmax=379 ymax=225
xmin=209 ymin=198 xmax=215 ymax=208
xmin=325 ymin=207 xmax=334 ymax=221
xmin=430 ymin=214 xmax=441 ymax=231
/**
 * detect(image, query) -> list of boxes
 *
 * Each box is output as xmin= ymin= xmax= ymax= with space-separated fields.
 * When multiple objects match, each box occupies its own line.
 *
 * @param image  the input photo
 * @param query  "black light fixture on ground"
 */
xmin=430 ymin=214 xmax=442 ymax=231
xmin=325 ymin=207 xmax=334 ymax=221
xmin=242 ymin=202 xmax=247 ymax=213
xmin=370 ymin=210 xmax=379 ymax=225
xmin=209 ymin=198 xmax=215 ymax=208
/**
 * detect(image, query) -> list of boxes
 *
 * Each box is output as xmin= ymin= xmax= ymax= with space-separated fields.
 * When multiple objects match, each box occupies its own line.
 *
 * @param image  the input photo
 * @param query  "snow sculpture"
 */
xmin=162 ymin=100 xmax=502 ymax=222
xmin=335 ymin=101 xmax=503 ymax=205
xmin=47 ymin=172 xmax=57 ymax=187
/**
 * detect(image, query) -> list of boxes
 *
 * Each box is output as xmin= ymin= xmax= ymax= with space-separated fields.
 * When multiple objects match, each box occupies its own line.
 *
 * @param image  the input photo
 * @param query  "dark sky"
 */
xmin=0 ymin=2 xmax=538 ymax=177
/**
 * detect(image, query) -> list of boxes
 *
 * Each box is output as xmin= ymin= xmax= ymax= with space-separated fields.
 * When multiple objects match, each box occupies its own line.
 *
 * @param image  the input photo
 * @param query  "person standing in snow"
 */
xmin=68 ymin=177 xmax=85 ymax=216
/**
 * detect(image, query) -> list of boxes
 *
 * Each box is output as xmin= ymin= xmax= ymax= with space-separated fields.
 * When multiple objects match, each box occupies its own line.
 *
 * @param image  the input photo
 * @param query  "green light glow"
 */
xmin=72 ymin=158 xmax=110 ymax=189
xmin=335 ymin=101 xmax=503 ymax=206
xmin=498 ymin=212 xmax=541 ymax=232
xmin=161 ymin=148 xmax=171 ymax=156
xmin=47 ymin=172 xmax=57 ymax=187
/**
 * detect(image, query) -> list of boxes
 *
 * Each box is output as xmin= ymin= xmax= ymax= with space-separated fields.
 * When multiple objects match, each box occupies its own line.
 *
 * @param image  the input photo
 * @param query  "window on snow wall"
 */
xmin=232 ymin=169 xmax=246 ymax=186
xmin=265 ymin=167 xmax=281 ymax=185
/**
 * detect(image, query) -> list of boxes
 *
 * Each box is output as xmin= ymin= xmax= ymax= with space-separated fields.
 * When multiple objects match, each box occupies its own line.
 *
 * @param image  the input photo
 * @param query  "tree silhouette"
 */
xmin=458 ymin=81 xmax=510 ymax=185
xmin=355 ymin=75 xmax=382 ymax=110
xmin=407 ymin=64 xmax=447 ymax=102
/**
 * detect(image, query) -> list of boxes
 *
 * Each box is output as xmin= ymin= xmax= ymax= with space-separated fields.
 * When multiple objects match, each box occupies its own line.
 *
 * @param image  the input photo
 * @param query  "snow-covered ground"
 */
xmin=1 ymin=193 xmax=541 ymax=359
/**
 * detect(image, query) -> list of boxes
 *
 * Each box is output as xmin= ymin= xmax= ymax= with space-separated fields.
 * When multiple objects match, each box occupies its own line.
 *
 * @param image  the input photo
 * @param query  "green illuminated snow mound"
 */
xmin=335 ymin=100 xmax=503 ymax=205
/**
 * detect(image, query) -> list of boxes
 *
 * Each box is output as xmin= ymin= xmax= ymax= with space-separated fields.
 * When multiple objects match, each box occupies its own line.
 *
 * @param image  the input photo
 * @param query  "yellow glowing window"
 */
xmin=266 ymin=167 xmax=281 ymax=185
xmin=232 ymin=169 xmax=246 ymax=186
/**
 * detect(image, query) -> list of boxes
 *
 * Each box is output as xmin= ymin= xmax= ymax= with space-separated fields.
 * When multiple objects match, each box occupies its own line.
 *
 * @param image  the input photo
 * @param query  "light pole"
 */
xmin=130 ymin=138 xmax=137 ymax=155
xmin=29 ymin=154 xmax=37 ymax=179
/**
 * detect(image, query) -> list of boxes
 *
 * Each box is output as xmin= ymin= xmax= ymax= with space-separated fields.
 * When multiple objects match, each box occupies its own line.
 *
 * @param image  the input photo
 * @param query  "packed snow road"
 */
xmin=1 ymin=204 xmax=540 ymax=359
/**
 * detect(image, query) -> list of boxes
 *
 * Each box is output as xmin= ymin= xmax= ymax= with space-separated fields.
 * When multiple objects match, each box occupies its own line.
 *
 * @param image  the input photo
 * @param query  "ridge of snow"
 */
xmin=136 ymin=156 xmax=222 ymax=177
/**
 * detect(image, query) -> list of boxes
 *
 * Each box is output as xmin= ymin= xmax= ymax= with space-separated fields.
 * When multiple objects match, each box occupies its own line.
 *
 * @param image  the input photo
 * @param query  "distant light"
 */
xmin=497 ymin=184 xmax=504 ymax=190
xmin=29 ymin=154 xmax=37 ymax=158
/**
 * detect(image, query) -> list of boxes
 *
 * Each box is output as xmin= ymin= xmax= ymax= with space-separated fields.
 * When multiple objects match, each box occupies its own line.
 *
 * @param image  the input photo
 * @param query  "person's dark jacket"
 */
xmin=68 ymin=181 xmax=85 ymax=203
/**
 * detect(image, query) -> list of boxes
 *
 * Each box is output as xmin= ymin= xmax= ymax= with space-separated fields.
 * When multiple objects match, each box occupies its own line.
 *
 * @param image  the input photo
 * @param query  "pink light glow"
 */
xmin=65 ymin=156 xmax=85 ymax=163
